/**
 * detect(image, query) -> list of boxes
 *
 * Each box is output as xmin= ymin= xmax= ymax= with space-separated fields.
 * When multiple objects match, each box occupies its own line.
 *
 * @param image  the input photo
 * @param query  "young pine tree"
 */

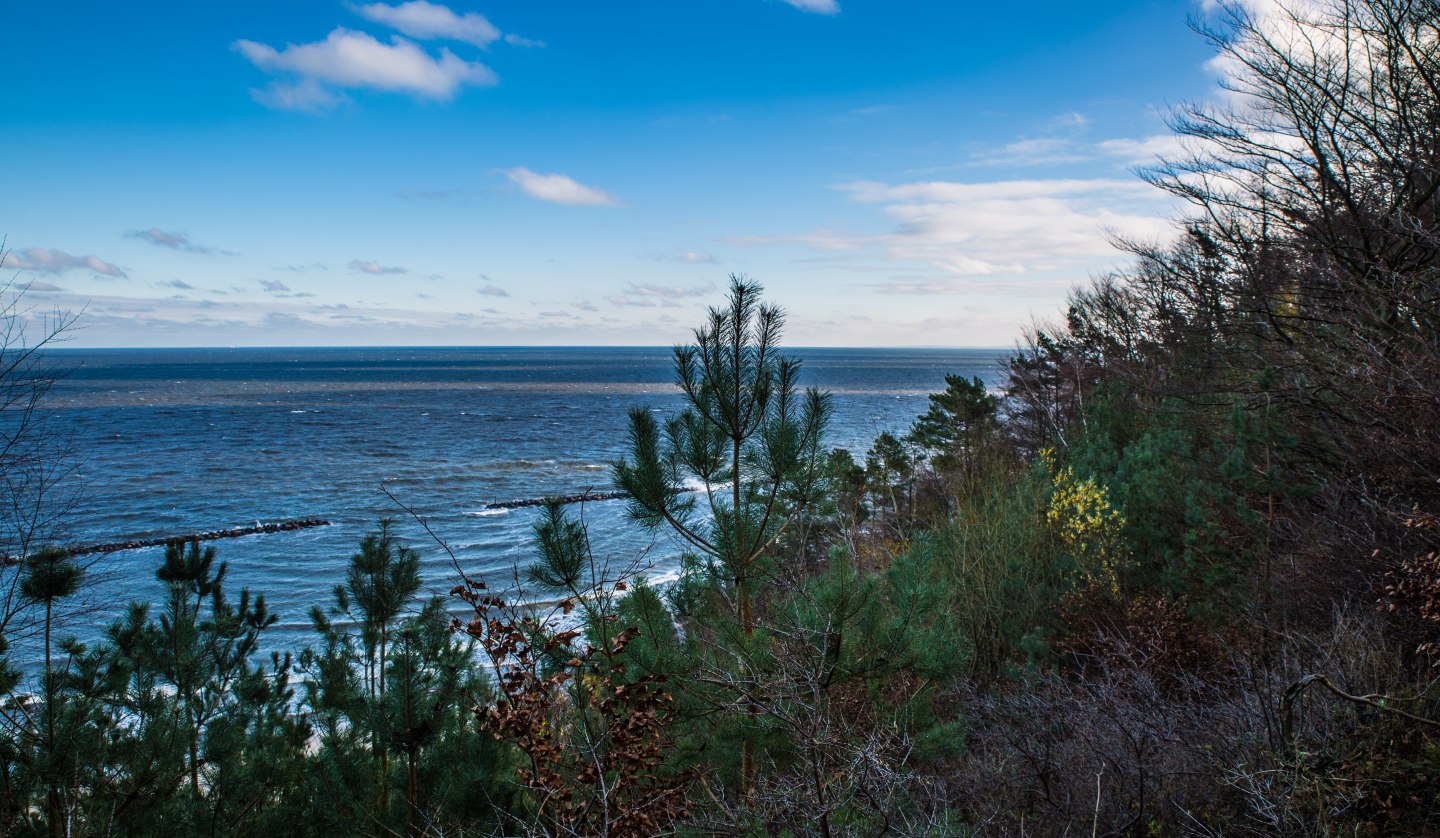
xmin=613 ymin=276 xmax=830 ymax=793
xmin=613 ymin=276 xmax=831 ymax=636
xmin=19 ymin=547 xmax=82 ymax=837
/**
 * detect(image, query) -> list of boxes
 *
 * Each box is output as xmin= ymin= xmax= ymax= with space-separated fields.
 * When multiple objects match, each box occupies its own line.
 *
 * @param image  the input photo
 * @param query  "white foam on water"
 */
xmin=462 ymin=508 xmax=510 ymax=518
xmin=682 ymin=476 xmax=728 ymax=493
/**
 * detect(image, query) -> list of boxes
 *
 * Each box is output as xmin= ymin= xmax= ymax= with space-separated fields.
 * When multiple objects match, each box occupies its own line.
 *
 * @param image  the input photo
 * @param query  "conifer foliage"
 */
xmin=614 ymin=274 xmax=832 ymax=637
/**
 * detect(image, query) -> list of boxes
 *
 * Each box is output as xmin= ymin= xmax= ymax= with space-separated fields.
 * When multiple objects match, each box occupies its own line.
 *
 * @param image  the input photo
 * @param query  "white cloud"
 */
xmin=4 ymin=247 xmax=126 ymax=278
xmin=782 ymin=0 xmax=840 ymax=14
xmin=234 ymin=28 xmax=497 ymax=106
xmin=1098 ymin=134 xmax=1188 ymax=164
xmin=1198 ymin=0 xmax=1342 ymax=107
xmin=835 ymin=178 xmax=1173 ymax=277
xmin=253 ymin=78 xmax=347 ymax=112
xmin=350 ymin=1 xmax=501 ymax=47
xmin=842 ymin=177 xmax=1144 ymax=204
xmin=503 ymin=167 xmax=620 ymax=206
xmin=259 ymin=279 xmax=291 ymax=292
xmin=349 ymin=260 xmax=408 ymax=275
xmin=477 ymin=284 xmax=509 ymax=297
xmin=866 ymin=276 xmax=1081 ymax=296
xmin=504 ymin=33 xmax=544 ymax=48
xmin=735 ymin=178 xmax=1174 ymax=288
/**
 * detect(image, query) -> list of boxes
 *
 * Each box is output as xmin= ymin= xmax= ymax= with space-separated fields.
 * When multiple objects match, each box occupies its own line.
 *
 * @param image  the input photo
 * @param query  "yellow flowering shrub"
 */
xmin=1042 ymin=448 xmax=1127 ymax=597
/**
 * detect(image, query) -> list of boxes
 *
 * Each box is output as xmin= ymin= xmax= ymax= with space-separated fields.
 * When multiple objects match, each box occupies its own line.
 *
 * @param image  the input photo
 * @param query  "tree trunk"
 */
xmin=733 ymin=434 xmax=757 ymax=796
xmin=45 ymin=600 xmax=60 ymax=838
xmin=190 ymin=707 xmax=201 ymax=797
xmin=379 ymin=628 xmax=389 ymax=816
xmin=407 ymin=750 xmax=419 ymax=838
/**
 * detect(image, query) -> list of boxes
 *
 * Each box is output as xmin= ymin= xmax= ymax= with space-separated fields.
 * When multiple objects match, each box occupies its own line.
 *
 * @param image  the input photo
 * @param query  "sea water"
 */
xmin=19 ymin=346 xmax=1006 ymax=661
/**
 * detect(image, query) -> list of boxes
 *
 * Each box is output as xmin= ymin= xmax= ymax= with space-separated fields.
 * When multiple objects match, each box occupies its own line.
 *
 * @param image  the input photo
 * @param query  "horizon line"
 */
xmin=43 ymin=343 xmax=1016 ymax=352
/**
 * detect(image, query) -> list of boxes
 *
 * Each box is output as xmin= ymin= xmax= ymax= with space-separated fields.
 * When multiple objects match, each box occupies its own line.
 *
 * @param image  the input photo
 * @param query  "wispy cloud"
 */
xmin=477 ymin=284 xmax=509 ymax=297
xmin=829 ymin=104 xmax=892 ymax=123
xmin=234 ymin=28 xmax=498 ymax=110
xmin=159 ymin=279 xmax=196 ymax=290
xmin=349 ymin=260 xmax=408 ymax=275
xmin=397 ymin=188 xmax=461 ymax=201
xmin=733 ymin=178 xmax=1174 ymax=288
xmin=1048 ymin=111 xmax=1089 ymax=130
xmin=503 ymin=167 xmax=620 ymax=206
xmin=973 ymin=137 xmax=1089 ymax=167
xmin=127 ymin=227 xmax=227 ymax=255
xmin=836 ymin=177 xmax=1173 ymax=277
xmin=1097 ymin=134 xmax=1188 ymax=165
xmin=251 ymin=77 xmax=346 ymax=112
xmin=864 ymin=276 xmax=1081 ymax=296
xmin=781 ymin=0 xmax=840 ymax=15
xmin=605 ymin=295 xmax=657 ymax=308
xmin=504 ymin=33 xmax=544 ymax=48
xmin=3 ymin=247 xmax=126 ymax=278
xmin=643 ymin=249 xmax=718 ymax=264
xmin=726 ymin=229 xmax=863 ymax=252
xmin=625 ymin=282 xmax=712 ymax=299
xmin=350 ymin=1 xmax=500 ymax=47
xmin=259 ymin=279 xmax=291 ymax=292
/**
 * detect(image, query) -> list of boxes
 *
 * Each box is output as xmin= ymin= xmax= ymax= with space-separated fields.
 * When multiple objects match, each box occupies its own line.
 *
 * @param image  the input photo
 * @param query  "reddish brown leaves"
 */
xmin=451 ymin=575 xmax=692 ymax=836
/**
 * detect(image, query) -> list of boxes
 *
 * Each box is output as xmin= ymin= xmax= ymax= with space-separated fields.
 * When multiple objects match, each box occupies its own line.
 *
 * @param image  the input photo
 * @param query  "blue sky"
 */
xmin=3 ymin=1 xmax=1221 ymax=347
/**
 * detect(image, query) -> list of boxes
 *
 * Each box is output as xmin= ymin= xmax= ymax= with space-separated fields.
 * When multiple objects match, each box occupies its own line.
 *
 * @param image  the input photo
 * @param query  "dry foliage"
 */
xmin=1382 ymin=513 xmax=1440 ymax=663
xmin=452 ymin=577 xmax=691 ymax=837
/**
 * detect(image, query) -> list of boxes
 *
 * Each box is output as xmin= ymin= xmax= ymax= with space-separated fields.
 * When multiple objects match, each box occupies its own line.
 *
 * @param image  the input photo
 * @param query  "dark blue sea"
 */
xmin=23 ymin=346 xmax=1006 ymax=662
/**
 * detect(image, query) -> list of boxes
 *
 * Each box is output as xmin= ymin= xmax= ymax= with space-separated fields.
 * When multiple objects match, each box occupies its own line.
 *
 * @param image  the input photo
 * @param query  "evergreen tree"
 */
xmin=906 ymin=373 xmax=999 ymax=486
xmin=614 ymin=276 xmax=831 ymax=795
xmin=18 ymin=547 xmax=82 ymax=837
xmin=301 ymin=522 xmax=503 ymax=836
xmin=614 ymin=276 xmax=831 ymax=637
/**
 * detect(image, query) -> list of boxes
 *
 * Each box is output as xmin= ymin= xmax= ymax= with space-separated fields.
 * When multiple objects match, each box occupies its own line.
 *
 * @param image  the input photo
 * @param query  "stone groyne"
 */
xmin=1 ymin=517 xmax=332 ymax=564
xmin=484 ymin=487 xmax=698 ymax=511
xmin=484 ymin=491 xmax=630 ymax=510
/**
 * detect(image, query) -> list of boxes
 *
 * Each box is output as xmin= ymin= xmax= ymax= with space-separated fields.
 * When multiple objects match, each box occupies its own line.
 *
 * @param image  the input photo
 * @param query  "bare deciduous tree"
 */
xmin=0 ymin=242 xmax=81 ymax=649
